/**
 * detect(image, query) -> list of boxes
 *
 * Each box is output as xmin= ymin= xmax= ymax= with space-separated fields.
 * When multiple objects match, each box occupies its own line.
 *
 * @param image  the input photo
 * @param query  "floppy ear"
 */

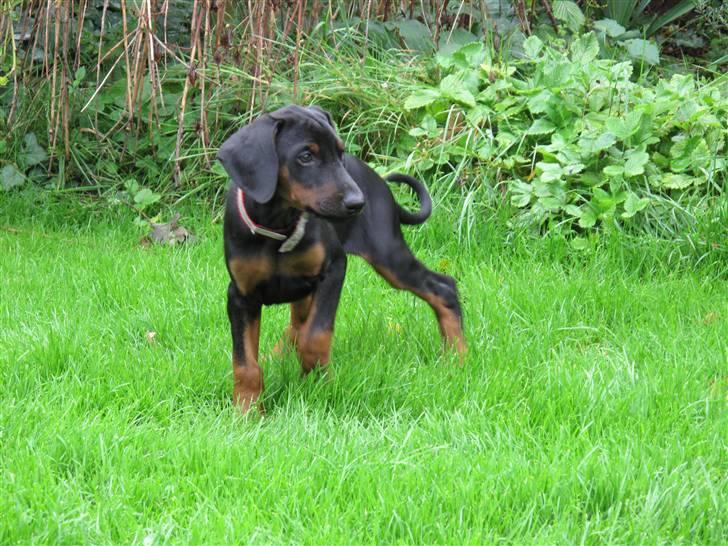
xmin=217 ymin=114 xmax=280 ymax=203
xmin=305 ymin=105 xmax=335 ymax=129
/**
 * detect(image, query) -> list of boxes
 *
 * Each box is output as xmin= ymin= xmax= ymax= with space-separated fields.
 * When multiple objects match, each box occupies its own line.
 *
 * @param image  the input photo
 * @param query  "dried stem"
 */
xmin=173 ymin=0 xmax=202 ymax=185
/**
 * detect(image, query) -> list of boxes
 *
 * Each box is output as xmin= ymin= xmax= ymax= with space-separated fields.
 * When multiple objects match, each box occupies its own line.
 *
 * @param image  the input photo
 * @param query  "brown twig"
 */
xmin=293 ymin=0 xmax=304 ymax=100
xmin=48 ymin=0 xmax=62 ymax=167
xmin=120 ymin=0 xmax=134 ymax=130
xmin=540 ymin=0 xmax=559 ymax=32
xmin=514 ymin=0 xmax=531 ymax=35
xmin=173 ymin=0 xmax=202 ymax=185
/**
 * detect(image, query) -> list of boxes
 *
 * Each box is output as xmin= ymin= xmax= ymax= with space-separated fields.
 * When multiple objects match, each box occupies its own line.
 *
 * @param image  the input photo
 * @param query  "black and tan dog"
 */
xmin=218 ymin=105 xmax=465 ymax=412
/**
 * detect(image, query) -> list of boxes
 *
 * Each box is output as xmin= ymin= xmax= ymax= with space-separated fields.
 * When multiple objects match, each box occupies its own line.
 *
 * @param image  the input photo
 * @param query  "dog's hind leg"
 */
xmin=272 ymin=295 xmax=313 ymax=356
xmin=363 ymin=245 xmax=466 ymax=354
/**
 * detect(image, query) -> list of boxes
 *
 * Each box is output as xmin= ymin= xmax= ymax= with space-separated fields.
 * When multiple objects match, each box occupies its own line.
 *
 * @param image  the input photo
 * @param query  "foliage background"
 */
xmin=0 ymin=0 xmax=726 ymax=255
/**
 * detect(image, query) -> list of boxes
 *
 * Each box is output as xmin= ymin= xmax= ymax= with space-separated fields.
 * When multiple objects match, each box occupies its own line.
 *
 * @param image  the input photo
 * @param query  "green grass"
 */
xmin=1 ymin=192 xmax=726 ymax=545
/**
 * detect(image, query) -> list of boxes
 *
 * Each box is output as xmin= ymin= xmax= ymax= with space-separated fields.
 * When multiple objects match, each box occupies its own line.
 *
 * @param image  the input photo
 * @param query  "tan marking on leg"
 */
xmin=233 ymin=362 xmax=263 ymax=413
xmin=233 ymin=315 xmax=264 ymax=413
xmin=272 ymin=296 xmax=313 ymax=355
xmin=372 ymin=263 xmax=406 ymax=289
xmin=279 ymin=243 xmax=326 ymax=277
xmin=228 ymin=256 xmax=272 ymax=295
xmin=373 ymin=263 xmax=466 ymax=354
xmin=421 ymin=293 xmax=467 ymax=355
xmin=297 ymin=328 xmax=333 ymax=374
xmin=289 ymin=296 xmax=313 ymax=339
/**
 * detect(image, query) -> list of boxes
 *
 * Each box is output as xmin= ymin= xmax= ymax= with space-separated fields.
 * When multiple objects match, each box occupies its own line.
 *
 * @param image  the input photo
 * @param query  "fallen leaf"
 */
xmin=141 ymin=213 xmax=197 ymax=246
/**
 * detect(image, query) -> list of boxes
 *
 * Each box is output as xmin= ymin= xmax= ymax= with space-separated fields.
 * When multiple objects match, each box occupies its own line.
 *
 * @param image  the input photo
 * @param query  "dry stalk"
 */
xmin=293 ymin=0 xmax=303 ymax=100
xmin=173 ymin=0 xmax=202 ymax=185
xmin=94 ymin=0 xmax=110 ymax=129
xmin=48 ymin=0 xmax=61 ymax=165
xmin=61 ymin=0 xmax=71 ymax=160
xmin=43 ymin=0 xmax=50 ymax=76
xmin=540 ymin=0 xmax=559 ymax=31
xmin=74 ymin=0 xmax=87 ymax=72
xmin=120 ymin=0 xmax=134 ymax=128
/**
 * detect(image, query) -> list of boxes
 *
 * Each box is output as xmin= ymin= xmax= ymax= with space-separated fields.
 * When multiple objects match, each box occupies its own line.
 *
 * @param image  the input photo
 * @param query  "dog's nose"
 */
xmin=343 ymin=194 xmax=365 ymax=214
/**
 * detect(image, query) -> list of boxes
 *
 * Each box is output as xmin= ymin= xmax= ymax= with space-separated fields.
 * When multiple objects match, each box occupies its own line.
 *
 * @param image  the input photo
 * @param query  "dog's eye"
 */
xmin=298 ymin=151 xmax=314 ymax=164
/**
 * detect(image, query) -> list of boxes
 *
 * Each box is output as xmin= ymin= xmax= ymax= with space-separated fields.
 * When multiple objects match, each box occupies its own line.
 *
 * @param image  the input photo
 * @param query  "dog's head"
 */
xmin=217 ymin=105 xmax=365 ymax=219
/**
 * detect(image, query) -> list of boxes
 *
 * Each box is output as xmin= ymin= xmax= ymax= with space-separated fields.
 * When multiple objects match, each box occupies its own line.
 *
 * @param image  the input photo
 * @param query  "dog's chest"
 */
xmin=276 ymin=242 xmax=326 ymax=278
xmin=229 ymin=243 xmax=328 ymax=304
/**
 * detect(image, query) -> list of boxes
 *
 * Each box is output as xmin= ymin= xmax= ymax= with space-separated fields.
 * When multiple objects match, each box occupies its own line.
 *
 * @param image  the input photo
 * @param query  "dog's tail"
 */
xmin=385 ymin=173 xmax=432 ymax=225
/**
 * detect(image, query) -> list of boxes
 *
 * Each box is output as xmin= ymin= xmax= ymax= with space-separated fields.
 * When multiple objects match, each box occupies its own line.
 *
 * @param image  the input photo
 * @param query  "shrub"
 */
xmin=399 ymin=32 xmax=727 ymax=234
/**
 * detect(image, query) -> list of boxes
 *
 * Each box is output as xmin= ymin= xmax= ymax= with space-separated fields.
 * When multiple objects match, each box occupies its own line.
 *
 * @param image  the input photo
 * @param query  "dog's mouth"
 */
xmin=308 ymin=201 xmax=365 ymax=220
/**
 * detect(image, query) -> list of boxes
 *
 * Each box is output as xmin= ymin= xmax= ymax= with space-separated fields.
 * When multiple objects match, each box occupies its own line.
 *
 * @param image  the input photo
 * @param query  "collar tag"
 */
xmin=279 ymin=212 xmax=309 ymax=253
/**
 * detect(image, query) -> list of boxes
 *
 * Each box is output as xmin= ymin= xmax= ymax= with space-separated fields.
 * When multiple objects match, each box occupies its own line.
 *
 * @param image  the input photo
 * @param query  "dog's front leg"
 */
xmin=226 ymin=282 xmax=263 ymax=413
xmin=297 ymin=252 xmax=347 ymax=374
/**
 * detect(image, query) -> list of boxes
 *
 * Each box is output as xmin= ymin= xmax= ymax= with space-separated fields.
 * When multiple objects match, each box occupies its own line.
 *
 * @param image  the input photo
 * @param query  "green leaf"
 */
xmin=624 ymin=151 xmax=649 ymax=177
xmin=22 ymin=133 xmax=48 ymax=167
xmin=603 ymin=165 xmax=624 ymax=178
xmin=661 ymin=173 xmax=695 ymax=189
xmin=440 ymin=75 xmax=476 ymax=107
xmin=591 ymin=187 xmax=620 ymax=212
xmin=646 ymin=0 xmax=698 ymax=36
xmin=606 ymin=111 xmax=643 ymax=141
xmin=523 ymin=35 xmax=543 ymax=59
xmin=578 ymin=131 xmax=617 ymax=155
xmin=74 ymin=66 xmax=86 ymax=85
xmin=408 ymin=127 xmax=428 ymax=137
xmin=527 ymin=91 xmax=554 ymax=114
xmin=579 ymin=207 xmax=598 ymax=228
xmin=134 ymin=188 xmax=161 ymax=209
xmin=622 ymin=192 xmax=650 ymax=218
xmin=593 ymin=18 xmax=626 ymax=38
xmin=404 ymin=88 xmax=440 ymax=110
xmin=570 ymin=32 xmax=599 ymax=64
xmin=527 ymin=119 xmax=556 ymax=135
xmin=537 ymin=162 xmax=564 ymax=183
xmin=541 ymin=61 xmax=573 ymax=89
xmin=565 ymin=204 xmax=583 ymax=217
xmin=510 ymin=181 xmax=533 ymax=208
xmin=669 ymin=136 xmax=711 ymax=173
xmin=1 ymin=164 xmax=25 ymax=190
xmin=606 ymin=0 xmax=640 ymax=26
xmin=438 ymin=28 xmax=479 ymax=50
xmin=564 ymin=163 xmax=586 ymax=175
xmin=391 ymin=19 xmax=433 ymax=52
xmin=623 ymin=39 xmax=660 ymax=66
xmin=553 ymin=0 xmax=585 ymax=32
xmin=571 ymin=237 xmax=590 ymax=250
xmin=454 ymin=42 xmax=487 ymax=69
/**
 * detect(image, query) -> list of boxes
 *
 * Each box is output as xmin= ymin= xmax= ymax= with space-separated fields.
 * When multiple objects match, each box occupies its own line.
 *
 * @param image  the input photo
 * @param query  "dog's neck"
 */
xmin=242 ymin=191 xmax=303 ymax=234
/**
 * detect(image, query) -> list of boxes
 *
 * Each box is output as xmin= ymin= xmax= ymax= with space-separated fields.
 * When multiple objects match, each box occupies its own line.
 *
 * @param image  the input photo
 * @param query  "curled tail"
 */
xmin=384 ymin=173 xmax=432 ymax=225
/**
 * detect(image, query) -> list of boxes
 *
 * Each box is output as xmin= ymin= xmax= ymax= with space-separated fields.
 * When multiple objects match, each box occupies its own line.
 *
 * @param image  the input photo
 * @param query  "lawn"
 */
xmin=1 ymin=192 xmax=726 ymax=544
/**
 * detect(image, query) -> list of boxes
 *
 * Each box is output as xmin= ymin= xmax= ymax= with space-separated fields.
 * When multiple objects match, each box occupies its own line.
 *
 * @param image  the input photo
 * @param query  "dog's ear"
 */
xmin=306 ymin=105 xmax=335 ymax=129
xmin=217 ymin=115 xmax=280 ymax=203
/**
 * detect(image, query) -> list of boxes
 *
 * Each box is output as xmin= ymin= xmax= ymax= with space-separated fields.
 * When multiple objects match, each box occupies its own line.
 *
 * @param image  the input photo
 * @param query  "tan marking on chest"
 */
xmin=228 ymin=256 xmax=273 ymax=295
xmin=278 ymin=243 xmax=326 ymax=277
